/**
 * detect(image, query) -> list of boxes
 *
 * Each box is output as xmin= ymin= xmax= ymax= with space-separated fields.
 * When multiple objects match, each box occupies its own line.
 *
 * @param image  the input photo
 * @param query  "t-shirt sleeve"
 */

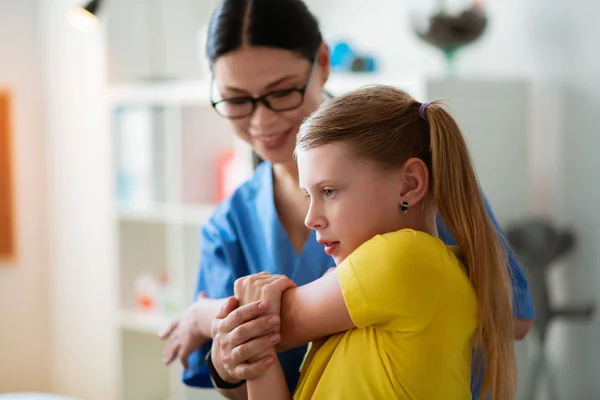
xmin=182 ymin=216 xmax=247 ymax=388
xmin=336 ymin=231 xmax=445 ymax=329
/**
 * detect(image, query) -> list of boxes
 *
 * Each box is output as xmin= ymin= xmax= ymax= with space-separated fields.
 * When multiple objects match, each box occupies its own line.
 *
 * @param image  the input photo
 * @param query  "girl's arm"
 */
xmin=277 ymin=269 xmax=355 ymax=352
xmin=246 ymin=348 xmax=292 ymax=400
xmin=276 ymin=232 xmax=446 ymax=352
xmin=234 ymin=274 xmax=298 ymax=400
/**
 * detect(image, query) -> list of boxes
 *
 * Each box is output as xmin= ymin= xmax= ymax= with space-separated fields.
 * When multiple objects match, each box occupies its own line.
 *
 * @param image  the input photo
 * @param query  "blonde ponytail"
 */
xmin=425 ymin=104 xmax=517 ymax=399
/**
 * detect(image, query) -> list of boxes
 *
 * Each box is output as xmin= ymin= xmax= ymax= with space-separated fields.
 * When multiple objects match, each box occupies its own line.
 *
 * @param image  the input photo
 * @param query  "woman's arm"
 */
xmin=277 ymin=269 xmax=355 ymax=352
xmin=159 ymin=295 xmax=226 ymax=367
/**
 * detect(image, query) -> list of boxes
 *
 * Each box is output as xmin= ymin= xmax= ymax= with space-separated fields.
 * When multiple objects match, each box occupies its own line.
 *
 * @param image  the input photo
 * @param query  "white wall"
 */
xmin=105 ymin=0 xmax=219 ymax=83
xmin=307 ymin=0 xmax=540 ymax=78
xmin=0 ymin=0 xmax=50 ymax=392
xmin=307 ymin=0 xmax=566 ymax=216
xmin=40 ymin=0 xmax=117 ymax=398
xmin=548 ymin=1 xmax=600 ymax=398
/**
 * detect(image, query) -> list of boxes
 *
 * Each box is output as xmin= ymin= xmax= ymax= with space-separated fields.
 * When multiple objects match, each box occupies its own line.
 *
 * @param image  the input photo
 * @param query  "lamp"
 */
xmin=69 ymin=0 xmax=104 ymax=33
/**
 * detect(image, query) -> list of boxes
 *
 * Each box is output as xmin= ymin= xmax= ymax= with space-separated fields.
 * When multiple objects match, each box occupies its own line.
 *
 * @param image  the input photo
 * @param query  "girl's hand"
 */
xmin=234 ymin=272 xmax=297 ymax=317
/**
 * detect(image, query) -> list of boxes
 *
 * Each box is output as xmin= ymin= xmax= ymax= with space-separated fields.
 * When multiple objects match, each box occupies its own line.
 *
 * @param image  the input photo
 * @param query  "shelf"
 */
xmin=107 ymin=73 xmax=427 ymax=106
xmin=119 ymin=309 xmax=172 ymax=335
xmin=108 ymin=80 xmax=213 ymax=106
xmin=118 ymin=203 xmax=216 ymax=225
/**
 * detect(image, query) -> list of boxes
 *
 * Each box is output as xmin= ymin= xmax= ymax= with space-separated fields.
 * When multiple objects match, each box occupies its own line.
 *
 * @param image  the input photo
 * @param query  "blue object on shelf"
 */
xmin=330 ymin=41 xmax=355 ymax=71
xmin=330 ymin=41 xmax=378 ymax=73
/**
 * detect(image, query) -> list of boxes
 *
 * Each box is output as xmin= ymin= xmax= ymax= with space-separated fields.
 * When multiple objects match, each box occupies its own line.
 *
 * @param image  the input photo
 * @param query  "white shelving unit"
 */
xmin=110 ymin=81 xmax=251 ymax=400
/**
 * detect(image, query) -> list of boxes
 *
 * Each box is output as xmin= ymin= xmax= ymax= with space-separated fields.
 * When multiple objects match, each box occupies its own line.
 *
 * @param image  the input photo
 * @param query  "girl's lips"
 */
xmin=320 ymin=241 xmax=340 ymax=256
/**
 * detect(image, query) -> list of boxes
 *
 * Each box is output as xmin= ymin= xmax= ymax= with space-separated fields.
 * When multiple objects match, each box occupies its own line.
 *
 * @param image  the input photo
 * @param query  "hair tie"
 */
xmin=419 ymin=102 xmax=430 ymax=120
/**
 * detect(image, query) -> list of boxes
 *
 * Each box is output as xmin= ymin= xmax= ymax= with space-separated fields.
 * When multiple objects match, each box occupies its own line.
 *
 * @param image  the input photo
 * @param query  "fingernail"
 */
xmin=258 ymin=301 xmax=268 ymax=310
xmin=270 ymin=334 xmax=281 ymax=343
xmin=268 ymin=316 xmax=279 ymax=325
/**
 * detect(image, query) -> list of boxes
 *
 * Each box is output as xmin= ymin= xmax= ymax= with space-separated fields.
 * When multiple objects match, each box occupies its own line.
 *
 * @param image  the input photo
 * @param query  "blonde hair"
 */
xmin=297 ymin=85 xmax=516 ymax=399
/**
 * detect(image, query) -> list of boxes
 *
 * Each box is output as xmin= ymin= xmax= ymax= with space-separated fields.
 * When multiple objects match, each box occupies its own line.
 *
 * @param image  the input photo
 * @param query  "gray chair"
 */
xmin=506 ymin=218 xmax=594 ymax=400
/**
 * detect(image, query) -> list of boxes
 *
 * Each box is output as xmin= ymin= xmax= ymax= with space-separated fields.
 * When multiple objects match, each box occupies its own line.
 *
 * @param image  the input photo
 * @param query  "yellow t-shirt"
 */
xmin=294 ymin=229 xmax=478 ymax=400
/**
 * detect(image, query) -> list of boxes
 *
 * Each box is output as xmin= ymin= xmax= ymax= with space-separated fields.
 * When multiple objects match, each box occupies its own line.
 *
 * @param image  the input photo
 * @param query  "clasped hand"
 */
xmin=211 ymin=272 xmax=297 ymax=382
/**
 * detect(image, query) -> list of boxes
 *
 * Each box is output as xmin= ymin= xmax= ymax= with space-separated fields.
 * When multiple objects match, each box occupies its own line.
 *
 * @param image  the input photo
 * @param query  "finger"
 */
xmin=216 ymin=296 xmax=239 ymax=320
xmin=178 ymin=347 xmax=189 ymax=370
xmin=163 ymin=342 xmax=180 ymax=365
xmin=226 ymin=333 xmax=281 ymax=369
xmin=181 ymin=336 xmax=211 ymax=370
xmin=232 ymin=355 xmax=276 ymax=381
xmin=271 ymin=276 xmax=297 ymax=291
xmin=158 ymin=320 xmax=178 ymax=340
xmin=219 ymin=300 xmax=269 ymax=334
xmin=229 ymin=314 xmax=280 ymax=348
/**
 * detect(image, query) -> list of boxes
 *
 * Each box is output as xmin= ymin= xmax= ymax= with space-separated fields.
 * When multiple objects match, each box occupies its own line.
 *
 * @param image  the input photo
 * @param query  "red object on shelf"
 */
xmin=137 ymin=295 xmax=155 ymax=311
xmin=217 ymin=149 xmax=236 ymax=202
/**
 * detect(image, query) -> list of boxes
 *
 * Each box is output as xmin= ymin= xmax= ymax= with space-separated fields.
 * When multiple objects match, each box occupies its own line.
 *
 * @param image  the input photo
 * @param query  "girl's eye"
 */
xmin=303 ymin=192 xmax=311 ymax=201
xmin=324 ymin=188 xmax=335 ymax=197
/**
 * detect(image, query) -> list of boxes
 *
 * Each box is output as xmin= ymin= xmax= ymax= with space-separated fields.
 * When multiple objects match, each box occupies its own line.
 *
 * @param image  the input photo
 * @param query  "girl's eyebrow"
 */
xmin=306 ymin=179 xmax=342 ymax=189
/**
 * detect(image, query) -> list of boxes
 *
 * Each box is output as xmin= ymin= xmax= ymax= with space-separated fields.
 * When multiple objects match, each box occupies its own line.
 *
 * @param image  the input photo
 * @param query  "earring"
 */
xmin=401 ymin=200 xmax=409 ymax=213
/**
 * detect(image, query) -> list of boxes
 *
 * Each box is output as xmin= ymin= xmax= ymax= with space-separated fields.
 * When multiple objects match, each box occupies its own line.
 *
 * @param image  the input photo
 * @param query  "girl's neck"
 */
xmin=399 ymin=207 xmax=439 ymax=238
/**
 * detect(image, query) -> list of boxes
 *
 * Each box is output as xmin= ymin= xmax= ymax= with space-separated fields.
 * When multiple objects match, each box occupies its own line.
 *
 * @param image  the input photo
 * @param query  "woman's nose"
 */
xmin=250 ymin=102 xmax=278 ymax=130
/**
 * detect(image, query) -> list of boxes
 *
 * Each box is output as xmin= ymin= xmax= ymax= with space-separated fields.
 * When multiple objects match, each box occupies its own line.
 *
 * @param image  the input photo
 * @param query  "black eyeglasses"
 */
xmin=210 ymin=56 xmax=318 ymax=119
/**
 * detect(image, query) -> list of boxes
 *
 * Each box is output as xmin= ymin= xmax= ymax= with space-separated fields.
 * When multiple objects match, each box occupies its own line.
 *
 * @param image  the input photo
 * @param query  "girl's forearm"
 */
xmin=247 ymin=349 xmax=292 ymax=400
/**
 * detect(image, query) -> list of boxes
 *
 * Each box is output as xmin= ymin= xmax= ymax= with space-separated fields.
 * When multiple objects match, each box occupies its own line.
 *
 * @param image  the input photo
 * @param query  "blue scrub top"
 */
xmin=183 ymin=161 xmax=534 ymax=398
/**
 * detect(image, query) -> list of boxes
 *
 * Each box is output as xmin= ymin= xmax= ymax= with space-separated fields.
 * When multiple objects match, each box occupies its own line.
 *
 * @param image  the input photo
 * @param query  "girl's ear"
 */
xmin=399 ymin=157 xmax=430 ymax=206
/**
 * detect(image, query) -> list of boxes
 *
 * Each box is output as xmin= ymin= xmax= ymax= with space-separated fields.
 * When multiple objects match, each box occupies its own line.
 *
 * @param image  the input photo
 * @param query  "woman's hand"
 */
xmin=211 ymin=298 xmax=280 ymax=383
xmin=160 ymin=293 xmax=210 ymax=369
xmin=160 ymin=293 xmax=228 ymax=370
xmin=211 ymin=273 xmax=297 ymax=382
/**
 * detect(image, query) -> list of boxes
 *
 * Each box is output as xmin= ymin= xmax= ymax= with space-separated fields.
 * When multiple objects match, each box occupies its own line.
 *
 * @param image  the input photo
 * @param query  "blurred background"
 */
xmin=0 ymin=0 xmax=599 ymax=399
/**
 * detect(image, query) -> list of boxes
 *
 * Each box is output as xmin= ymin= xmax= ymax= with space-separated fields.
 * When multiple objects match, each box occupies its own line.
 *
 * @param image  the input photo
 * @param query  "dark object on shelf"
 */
xmin=417 ymin=6 xmax=487 ymax=52
xmin=506 ymin=218 xmax=595 ymax=400
xmin=79 ymin=0 xmax=103 ymax=17
xmin=412 ymin=2 xmax=488 ymax=76
xmin=350 ymin=56 xmax=376 ymax=72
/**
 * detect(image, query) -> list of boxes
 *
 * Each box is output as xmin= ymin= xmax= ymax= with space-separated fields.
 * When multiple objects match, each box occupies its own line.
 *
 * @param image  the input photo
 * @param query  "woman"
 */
xmin=159 ymin=0 xmax=534 ymax=399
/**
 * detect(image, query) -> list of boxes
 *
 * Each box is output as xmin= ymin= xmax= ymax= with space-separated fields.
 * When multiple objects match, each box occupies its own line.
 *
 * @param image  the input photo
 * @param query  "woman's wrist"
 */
xmin=206 ymin=348 xmax=246 ymax=388
xmin=194 ymin=297 xmax=227 ymax=338
xmin=211 ymin=342 xmax=242 ymax=384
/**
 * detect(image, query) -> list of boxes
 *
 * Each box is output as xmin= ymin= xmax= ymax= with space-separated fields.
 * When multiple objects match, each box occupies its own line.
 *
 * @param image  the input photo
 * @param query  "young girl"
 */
xmin=233 ymin=84 xmax=517 ymax=399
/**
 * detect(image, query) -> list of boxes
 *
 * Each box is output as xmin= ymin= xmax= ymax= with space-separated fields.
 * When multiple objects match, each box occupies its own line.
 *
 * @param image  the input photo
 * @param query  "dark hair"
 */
xmin=297 ymin=85 xmax=517 ymax=400
xmin=206 ymin=0 xmax=323 ymax=66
